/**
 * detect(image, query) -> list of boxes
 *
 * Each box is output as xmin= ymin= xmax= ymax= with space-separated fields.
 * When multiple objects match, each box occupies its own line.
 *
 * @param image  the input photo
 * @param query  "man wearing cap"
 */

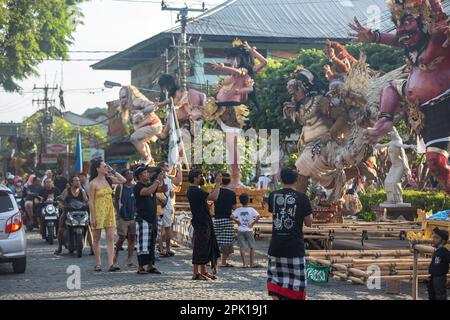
xmin=133 ymin=166 xmax=167 ymax=275
xmin=428 ymin=228 xmax=449 ymax=300
xmin=6 ymin=173 xmax=15 ymax=193
xmin=113 ymin=169 xmax=137 ymax=267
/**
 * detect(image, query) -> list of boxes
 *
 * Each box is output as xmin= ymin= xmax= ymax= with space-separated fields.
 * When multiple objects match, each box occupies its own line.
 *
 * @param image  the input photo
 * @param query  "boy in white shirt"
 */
xmin=231 ymin=193 xmax=261 ymax=268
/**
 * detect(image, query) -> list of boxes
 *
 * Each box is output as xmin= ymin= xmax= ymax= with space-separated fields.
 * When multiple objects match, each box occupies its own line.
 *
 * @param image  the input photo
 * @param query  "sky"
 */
xmin=0 ymin=0 xmax=224 ymax=123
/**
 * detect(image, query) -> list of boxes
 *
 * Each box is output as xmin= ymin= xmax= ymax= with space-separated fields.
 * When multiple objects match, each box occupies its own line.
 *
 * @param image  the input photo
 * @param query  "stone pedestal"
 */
xmin=373 ymin=206 xmax=418 ymax=221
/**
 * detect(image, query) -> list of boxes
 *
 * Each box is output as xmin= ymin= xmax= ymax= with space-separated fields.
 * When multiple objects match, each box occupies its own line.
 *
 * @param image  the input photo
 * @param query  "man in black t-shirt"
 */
xmin=187 ymin=169 xmax=222 ymax=281
xmin=213 ymin=173 xmax=237 ymax=268
xmin=267 ymin=168 xmax=313 ymax=300
xmin=133 ymin=166 xmax=166 ymax=275
xmin=54 ymin=170 xmax=69 ymax=193
xmin=37 ymin=178 xmax=61 ymax=240
xmin=39 ymin=178 xmax=61 ymax=202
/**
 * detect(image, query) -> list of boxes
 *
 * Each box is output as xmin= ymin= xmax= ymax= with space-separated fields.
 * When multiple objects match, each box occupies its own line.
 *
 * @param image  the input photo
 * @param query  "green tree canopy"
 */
xmin=21 ymin=111 xmax=107 ymax=154
xmin=0 ymin=0 xmax=86 ymax=91
xmin=82 ymin=107 xmax=108 ymax=118
xmin=251 ymin=43 xmax=405 ymax=138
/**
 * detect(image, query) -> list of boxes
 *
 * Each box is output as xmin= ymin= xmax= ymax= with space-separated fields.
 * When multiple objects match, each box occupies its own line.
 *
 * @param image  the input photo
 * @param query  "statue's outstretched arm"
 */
xmin=430 ymin=0 xmax=446 ymax=18
xmin=398 ymin=143 xmax=417 ymax=151
xmin=142 ymin=105 xmax=155 ymax=114
xmin=349 ymin=17 xmax=401 ymax=48
xmin=375 ymin=143 xmax=389 ymax=149
xmin=330 ymin=56 xmax=352 ymax=74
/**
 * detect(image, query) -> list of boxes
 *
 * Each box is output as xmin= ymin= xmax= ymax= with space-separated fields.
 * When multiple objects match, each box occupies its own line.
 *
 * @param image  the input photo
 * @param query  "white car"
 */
xmin=0 ymin=185 xmax=27 ymax=273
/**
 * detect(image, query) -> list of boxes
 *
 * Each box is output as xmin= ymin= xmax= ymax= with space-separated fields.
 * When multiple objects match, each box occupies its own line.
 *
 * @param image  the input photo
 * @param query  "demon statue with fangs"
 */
xmin=350 ymin=0 xmax=450 ymax=194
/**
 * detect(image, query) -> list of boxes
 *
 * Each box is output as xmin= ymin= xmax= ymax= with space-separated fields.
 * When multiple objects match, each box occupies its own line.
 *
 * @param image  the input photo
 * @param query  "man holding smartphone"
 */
xmin=187 ymin=169 xmax=222 ymax=281
xmin=134 ymin=166 xmax=167 ymax=275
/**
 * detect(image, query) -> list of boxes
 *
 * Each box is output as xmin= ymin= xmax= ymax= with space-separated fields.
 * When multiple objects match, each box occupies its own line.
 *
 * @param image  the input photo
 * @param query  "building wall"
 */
xmin=129 ymin=40 xmax=323 ymax=92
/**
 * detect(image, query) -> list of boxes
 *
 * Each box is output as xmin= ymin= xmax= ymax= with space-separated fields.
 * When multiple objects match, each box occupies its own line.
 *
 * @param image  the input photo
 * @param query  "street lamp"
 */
xmin=104 ymin=80 xmax=160 ymax=93
xmin=104 ymin=81 xmax=122 ymax=89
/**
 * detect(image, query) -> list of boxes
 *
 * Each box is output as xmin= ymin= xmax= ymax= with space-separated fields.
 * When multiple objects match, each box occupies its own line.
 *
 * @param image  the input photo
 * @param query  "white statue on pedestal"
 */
xmin=376 ymin=127 xmax=416 ymax=207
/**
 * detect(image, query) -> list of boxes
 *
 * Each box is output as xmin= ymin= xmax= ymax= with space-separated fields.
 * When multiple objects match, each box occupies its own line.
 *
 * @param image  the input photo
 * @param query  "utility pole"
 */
xmin=161 ymin=1 xmax=207 ymax=91
xmin=165 ymin=48 xmax=169 ymax=74
xmin=32 ymin=84 xmax=58 ymax=158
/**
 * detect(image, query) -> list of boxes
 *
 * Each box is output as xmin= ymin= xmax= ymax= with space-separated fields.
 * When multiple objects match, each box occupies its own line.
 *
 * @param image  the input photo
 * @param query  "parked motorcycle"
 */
xmin=40 ymin=200 xmax=60 ymax=245
xmin=64 ymin=200 xmax=89 ymax=257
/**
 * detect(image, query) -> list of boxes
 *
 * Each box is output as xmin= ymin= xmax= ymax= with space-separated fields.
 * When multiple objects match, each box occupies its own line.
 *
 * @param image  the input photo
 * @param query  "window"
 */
xmin=0 ymin=193 xmax=14 ymax=213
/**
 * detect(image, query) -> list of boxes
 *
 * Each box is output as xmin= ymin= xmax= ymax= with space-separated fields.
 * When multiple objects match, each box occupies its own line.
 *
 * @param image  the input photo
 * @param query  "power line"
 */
xmin=161 ymin=0 xmax=208 ymax=90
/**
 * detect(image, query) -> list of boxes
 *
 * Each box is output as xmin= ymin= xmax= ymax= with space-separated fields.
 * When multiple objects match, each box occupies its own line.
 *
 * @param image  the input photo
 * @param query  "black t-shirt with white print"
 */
xmin=268 ymin=188 xmax=312 ymax=258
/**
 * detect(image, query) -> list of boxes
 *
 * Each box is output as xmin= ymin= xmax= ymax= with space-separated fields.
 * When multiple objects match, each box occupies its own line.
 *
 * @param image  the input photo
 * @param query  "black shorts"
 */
xmin=420 ymin=93 xmax=450 ymax=151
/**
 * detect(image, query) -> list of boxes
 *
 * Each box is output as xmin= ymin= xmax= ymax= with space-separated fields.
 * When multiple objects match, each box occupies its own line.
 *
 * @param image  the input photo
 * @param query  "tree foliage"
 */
xmin=20 ymin=111 xmax=107 ymax=154
xmin=82 ymin=107 xmax=108 ymax=118
xmin=0 ymin=0 xmax=86 ymax=91
xmin=250 ymin=43 xmax=405 ymax=138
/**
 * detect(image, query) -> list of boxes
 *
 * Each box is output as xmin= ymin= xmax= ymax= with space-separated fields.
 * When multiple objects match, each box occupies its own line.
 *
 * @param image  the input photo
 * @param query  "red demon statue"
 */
xmin=350 ymin=0 xmax=450 ymax=194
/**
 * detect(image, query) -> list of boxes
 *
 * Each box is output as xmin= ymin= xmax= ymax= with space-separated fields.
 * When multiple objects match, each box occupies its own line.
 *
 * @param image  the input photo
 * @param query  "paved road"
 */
xmin=0 ymin=232 xmax=429 ymax=300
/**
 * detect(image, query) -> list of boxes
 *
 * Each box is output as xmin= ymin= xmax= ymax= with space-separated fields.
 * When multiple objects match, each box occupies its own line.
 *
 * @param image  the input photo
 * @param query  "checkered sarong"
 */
xmin=267 ymin=256 xmax=307 ymax=300
xmin=136 ymin=219 xmax=156 ymax=266
xmin=213 ymin=218 xmax=235 ymax=248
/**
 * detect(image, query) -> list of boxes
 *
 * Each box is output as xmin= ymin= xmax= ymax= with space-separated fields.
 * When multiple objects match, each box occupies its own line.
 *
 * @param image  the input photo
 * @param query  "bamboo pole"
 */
xmin=412 ymin=248 xmax=419 ymax=300
xmin=347 ymin=268 xmax=369 ymax=278
xmin=307 ymin=250 xmax=412 ymax=257
xmin=170 ymin=98 xmax=190 ymax=171
xmin=348 ymin=276 xmax=366 ymax=285
xmin=333 ymin=271 xmax=349 ymax=280
xmin=352 ymin=263 xmax=429 ymax=269
xmin=352 ymin=258 xmax=429 ymax=264
xmin=413 ymin=244 xmax=436 ymax=255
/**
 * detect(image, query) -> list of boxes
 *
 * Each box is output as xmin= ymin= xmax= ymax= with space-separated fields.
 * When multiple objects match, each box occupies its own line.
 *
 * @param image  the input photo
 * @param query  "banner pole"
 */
xmin=170 ymin=97 xmax=190 ymax=171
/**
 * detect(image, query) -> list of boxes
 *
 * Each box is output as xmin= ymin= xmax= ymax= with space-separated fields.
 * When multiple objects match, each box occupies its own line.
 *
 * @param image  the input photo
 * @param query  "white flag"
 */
xmin=168 ymin=103 xmax=181 ymax=167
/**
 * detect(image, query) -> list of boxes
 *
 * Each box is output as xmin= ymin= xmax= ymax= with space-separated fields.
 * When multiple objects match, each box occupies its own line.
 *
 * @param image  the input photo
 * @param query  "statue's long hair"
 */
xmin=225 ymin=46 xmax=259 ymax=110
xmin=158 ymin=74 xmax=180 ymax=101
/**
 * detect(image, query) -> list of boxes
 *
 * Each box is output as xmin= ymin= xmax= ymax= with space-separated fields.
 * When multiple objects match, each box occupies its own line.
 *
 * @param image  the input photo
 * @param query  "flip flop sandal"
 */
xmin=137 ymin=268 xmax=149 ymax=275
xmin=127 ymin=263 xmax=138 ymax=268
xmin=147 ymin=267 xmax=162 ymax=274
xmin=221 ymin=263 xmax=234 ymax=268
xmin=108 ymin=265 xmax=121 ymax=272
xmin=202 ymin=272 xmax=217 ymax=280
xmin=192 ymin=273 xmax=208 ymax=281
xmin=94 ymin=265 xmax=102 ymax=272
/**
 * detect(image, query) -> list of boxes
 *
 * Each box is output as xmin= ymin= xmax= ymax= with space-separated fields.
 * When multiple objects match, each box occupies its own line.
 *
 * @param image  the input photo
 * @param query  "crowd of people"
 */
xmin=1 ymin=163 xmax=448 ymax=300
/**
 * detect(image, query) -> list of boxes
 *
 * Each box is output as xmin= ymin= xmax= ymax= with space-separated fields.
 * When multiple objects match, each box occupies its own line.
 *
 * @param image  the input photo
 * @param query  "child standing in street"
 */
xmin=231 ymin=194 xmax=261 ymax=268
xmin=428 ymin=228 xmax=449 ymax=300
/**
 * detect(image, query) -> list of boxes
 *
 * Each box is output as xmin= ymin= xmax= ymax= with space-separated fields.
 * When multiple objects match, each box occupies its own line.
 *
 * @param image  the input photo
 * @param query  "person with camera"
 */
xmin=133 ymin=166 xmax=168 ymax=275
xmin=187 ymin=170 xmax=222 ymax=281
xmin=88 ymin=159 xmax=127 ymax=272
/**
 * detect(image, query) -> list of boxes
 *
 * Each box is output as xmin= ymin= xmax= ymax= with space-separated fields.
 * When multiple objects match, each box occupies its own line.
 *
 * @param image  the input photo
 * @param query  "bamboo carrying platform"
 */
xmin=306 ymin=242 xmax=449 ymax=299
xmin=252 ymin=219 xmax=422 ymax=249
